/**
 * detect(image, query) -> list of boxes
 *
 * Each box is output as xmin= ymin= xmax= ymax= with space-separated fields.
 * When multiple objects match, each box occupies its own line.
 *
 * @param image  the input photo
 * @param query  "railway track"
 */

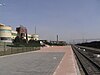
xmin=72 ymin=45 xmax=100 ymax=75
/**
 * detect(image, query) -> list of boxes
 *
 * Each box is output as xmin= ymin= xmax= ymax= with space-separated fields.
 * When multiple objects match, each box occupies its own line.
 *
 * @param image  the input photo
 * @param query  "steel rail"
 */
xmin=72 ymin=45 xmax=100 ymax=75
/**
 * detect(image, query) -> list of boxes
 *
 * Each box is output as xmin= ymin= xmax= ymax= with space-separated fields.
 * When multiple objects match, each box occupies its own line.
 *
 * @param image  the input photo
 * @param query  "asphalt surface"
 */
xmin=0 ymin=52 xmax=65 ymax=75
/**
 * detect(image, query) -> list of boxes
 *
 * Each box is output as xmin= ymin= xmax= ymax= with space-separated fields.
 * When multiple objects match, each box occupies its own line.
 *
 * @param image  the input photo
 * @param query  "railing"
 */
xmin=0 ymin=43 xmax=40 ymax=56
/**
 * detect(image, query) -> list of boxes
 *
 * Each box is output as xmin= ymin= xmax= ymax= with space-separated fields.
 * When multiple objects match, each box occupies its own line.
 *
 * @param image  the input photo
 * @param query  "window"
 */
xmin=0 ymin=29 xmax=11 ymax=33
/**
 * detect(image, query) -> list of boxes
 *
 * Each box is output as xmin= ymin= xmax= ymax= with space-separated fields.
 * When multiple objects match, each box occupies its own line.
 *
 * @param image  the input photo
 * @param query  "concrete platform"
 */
xmin=39 ymin=46 xmax=81 ymax=75
xmin=0 ymin=45 xmax=81 ymax=75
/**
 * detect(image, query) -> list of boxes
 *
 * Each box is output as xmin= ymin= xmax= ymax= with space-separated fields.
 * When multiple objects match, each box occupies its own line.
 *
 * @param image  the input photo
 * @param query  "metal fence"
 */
xmin=0 ymin=42 xmax=40 ymax=56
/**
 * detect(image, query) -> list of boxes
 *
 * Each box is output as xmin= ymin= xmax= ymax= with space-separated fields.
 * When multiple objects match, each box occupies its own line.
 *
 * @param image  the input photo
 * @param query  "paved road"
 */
xmin=0 ymin=52 xmax=64 ymax=75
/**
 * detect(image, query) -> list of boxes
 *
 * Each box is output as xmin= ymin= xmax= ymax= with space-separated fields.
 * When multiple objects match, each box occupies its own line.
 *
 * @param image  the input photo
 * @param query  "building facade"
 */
xmin=0 ymin=24 xmax=12 ymax=42
xmin=0 ymin=23 xmax=39 ymax=43
xmin=11 ymin=30 xmax=17 ymax=40
xmin=31 ymin=34 xmax=39 ymax=40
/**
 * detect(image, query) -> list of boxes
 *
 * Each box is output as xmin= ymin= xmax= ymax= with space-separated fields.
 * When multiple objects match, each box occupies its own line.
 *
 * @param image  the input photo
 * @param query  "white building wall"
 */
xmin=0 ymin=24 xmax=12 ymax=42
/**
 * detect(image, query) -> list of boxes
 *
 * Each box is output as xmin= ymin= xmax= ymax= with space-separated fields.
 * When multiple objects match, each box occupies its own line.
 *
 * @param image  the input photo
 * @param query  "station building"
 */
xmin=0 ymin=24 xmax=12 ymax=42
xmin=31 ymin=34 xmax=39 ymax=41
xmin=0 ymin=23 xmax=39 ymax=43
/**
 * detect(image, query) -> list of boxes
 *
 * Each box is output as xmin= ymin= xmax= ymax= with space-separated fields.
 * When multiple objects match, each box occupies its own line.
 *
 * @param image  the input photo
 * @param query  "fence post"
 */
xmin=4 ymin=42 xmax=6 ymax=55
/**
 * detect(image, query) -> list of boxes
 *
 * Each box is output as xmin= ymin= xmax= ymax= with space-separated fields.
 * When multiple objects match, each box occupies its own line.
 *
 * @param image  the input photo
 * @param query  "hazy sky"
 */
xmin=0 ymin=0 xmax=100 ymax=41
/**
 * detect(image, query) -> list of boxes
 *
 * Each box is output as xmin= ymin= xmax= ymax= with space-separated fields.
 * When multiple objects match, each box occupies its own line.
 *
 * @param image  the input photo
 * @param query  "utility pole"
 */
xmin=35 ymin=26 xmax=36 ymax=34
xmin=57 ymin=35 xmax=58 ymax=44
